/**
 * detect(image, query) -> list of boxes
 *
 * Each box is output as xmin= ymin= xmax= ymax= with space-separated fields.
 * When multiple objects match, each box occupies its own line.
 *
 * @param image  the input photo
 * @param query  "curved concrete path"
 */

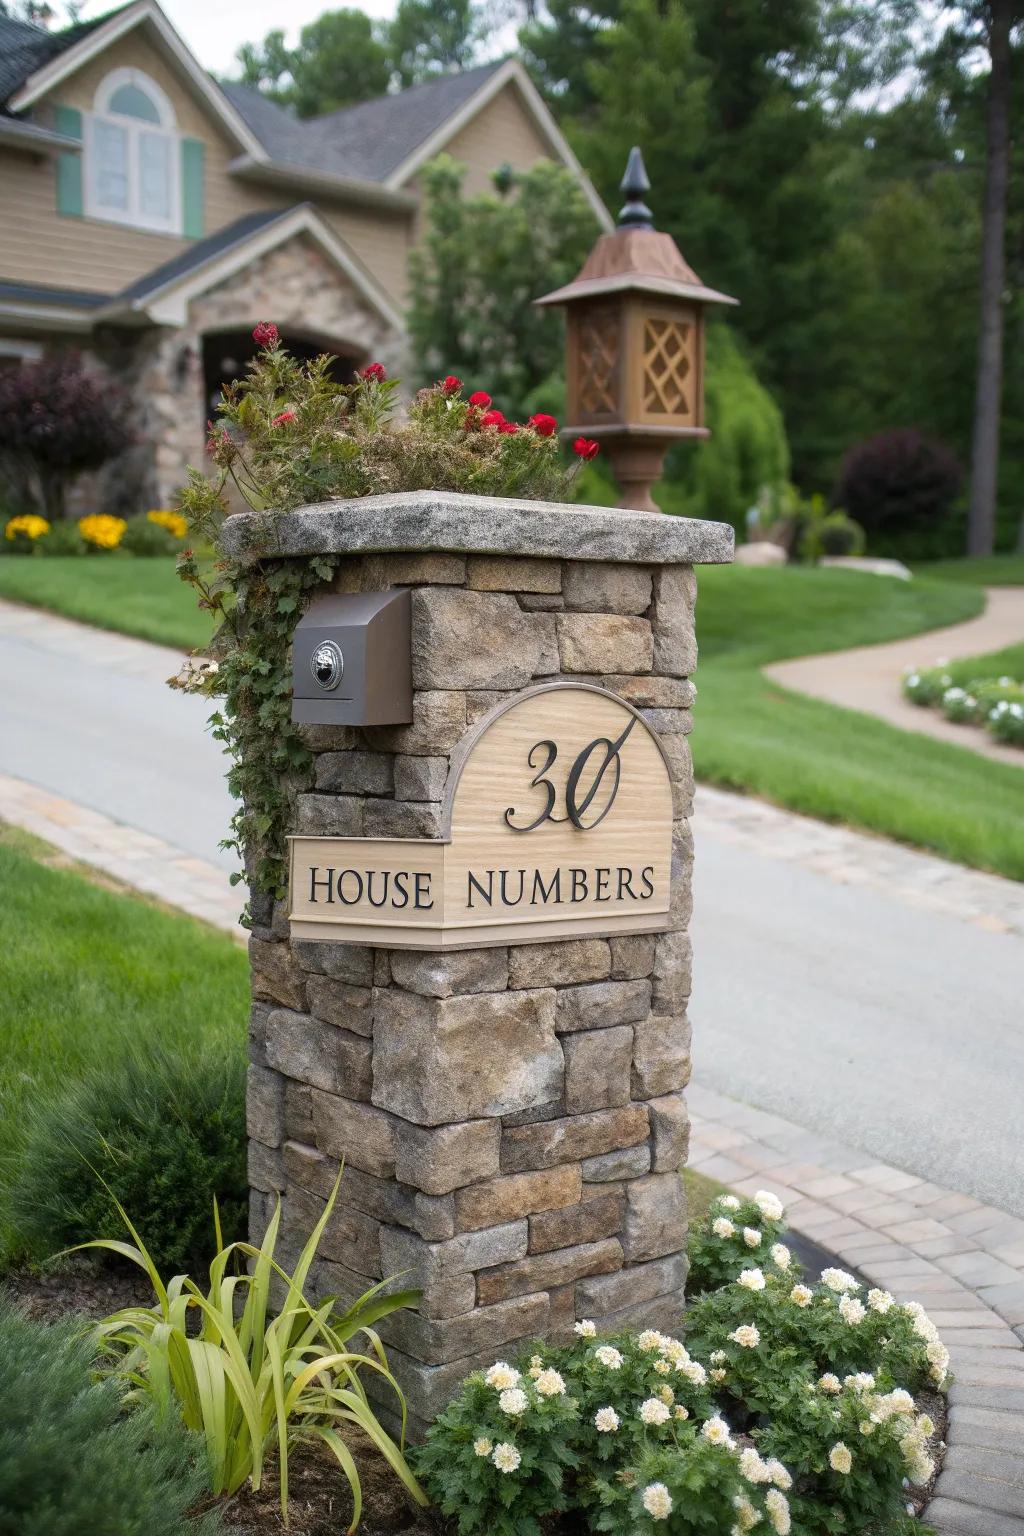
xmin=765 ymin=586 xmax=1024 ymax=769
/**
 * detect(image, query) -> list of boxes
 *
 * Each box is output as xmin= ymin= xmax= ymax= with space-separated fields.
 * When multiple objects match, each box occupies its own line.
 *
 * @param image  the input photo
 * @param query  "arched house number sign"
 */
xmin=288 ymin=684 xmax=674 ymax=949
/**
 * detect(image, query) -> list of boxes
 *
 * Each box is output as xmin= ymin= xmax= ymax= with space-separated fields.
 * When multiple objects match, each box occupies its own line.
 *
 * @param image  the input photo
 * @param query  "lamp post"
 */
xmin=536 ymin=147 xmax=737 ymax=513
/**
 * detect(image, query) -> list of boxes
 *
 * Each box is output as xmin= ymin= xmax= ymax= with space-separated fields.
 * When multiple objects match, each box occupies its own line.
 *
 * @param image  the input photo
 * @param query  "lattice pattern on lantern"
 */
xmin=578 ymin=308 xmax=620 ymax=415
xmin=643 ymin=316 xmax=692 ymax=416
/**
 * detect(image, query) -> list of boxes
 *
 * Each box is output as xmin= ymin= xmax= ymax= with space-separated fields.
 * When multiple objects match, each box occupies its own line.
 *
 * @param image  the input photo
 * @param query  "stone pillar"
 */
xmin=235 ymin=492 xmax=732 ymax=1437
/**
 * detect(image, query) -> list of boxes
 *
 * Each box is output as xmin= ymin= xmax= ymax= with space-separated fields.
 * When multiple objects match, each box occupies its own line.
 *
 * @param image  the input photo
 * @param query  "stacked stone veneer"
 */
xmin=238 ymin=495 xmax=731 ymax=1437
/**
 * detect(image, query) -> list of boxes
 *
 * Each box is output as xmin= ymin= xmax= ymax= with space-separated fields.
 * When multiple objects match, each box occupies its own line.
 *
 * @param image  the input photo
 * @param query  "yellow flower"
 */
xmin=79 ymin=514 xmax=127 ymax=549
xmin=147 ymin=509 xmax=188 ymax=539
xmin=5 ymin=514 xmax=49 ymax=541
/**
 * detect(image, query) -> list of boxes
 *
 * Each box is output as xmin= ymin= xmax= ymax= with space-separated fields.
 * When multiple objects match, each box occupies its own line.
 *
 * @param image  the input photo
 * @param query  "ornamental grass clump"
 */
xmin=85 ymin=1172 xmax=426 ymax=1529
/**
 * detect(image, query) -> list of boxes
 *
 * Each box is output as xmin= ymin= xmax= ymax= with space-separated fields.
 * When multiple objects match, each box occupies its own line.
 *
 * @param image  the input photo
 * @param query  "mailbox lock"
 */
xmin=311 ymin=640 xmax=344 ymax=691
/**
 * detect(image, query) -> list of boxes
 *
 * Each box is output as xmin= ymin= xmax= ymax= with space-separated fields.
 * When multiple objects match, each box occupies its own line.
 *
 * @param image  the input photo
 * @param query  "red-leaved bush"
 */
xmin=834 ymin=428 xmax=962 ymax=547
xmin=0 ymin=357 xmax=131 ymax=519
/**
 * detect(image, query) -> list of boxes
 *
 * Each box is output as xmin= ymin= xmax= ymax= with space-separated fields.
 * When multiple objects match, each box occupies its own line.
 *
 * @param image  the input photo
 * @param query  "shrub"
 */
xmin=0 ymin=356 xmax=131 ymax=520
xmin=988 ymin=697 xmax=1024 ymax=745
xmin=0 ymin=1299 xmax=219 ymax=1536
xmin=834 ymin=428 xmax=963 ymax=554
xmin=940 ymin=684 xmax=981 ymax=724
xmin=660 ymin=324 xmax=790 ymax=534
xmin=92 ymin=1175 xmax=426 ymax=1525
xmin=902 ymin=663 xmax=953 ymax=707
xmin=804 ymin=510 xmax=866 ymax=559
xmin=415 ymin=1334 xmax=784 ymax=1536
xmin=5 ymin=1041 xmax=246 ymax=1273
xmin=120 ymin=511 xmax=186 ymax=556
xmin=685 ymin=1264 xmax=948 ymax=1401
xmin=686 ymin=1189 xmax=792 ymax=1296
xmin=37 ymin=516 xmax=89 ymax=554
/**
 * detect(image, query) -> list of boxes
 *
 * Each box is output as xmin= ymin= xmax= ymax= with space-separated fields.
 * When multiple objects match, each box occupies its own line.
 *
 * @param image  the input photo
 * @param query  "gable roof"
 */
xmin=4 ymin=1 xmax=265 ymax=158
xmin=2 ymin=5 xmax=609 ymax=229
xmin=0 ymin=8 xmax=111 ymax=104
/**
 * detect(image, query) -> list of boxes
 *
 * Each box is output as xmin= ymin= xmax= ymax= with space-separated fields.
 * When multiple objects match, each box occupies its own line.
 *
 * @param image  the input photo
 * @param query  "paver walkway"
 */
xmin=0 ymin=770 xmax=244 ymax=940
xmin=765 ymin=585 xmax=1024 ymax=768
xmin=690 ymin=1083 xmax=1024 ymax=1533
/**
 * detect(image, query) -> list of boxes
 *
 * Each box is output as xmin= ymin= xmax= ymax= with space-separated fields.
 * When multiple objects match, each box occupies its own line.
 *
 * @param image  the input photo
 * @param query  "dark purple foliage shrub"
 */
xmin=0 ymin=356 xmax=132 ymax=518
xmin=834 ymin=428 xmax=963 ymax=546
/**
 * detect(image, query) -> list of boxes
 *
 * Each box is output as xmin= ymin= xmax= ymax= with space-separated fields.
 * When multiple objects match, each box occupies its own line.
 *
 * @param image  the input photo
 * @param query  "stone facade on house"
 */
xmin=89 ymin=234 xmax=407 ymax=514
xmin=237 ymin=493 xmax=732 ymax=1438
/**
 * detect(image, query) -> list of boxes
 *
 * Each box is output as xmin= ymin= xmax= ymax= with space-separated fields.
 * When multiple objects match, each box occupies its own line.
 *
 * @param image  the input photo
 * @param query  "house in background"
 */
xmin=0 ymin=0 xmax=608 ymax=512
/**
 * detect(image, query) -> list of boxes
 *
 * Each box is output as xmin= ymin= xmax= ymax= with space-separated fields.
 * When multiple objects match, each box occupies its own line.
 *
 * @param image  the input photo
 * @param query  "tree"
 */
xmin=408 ymin=155 xmax=599 ymax=416
xmin=960 ymin=0 xmax=1017 ymax=555
xmin=389 ymin=0 xmax=480 ymax=88
xmin=0 ymin=358 xmax=131 ymax=519
xmin=233 ymin=9 xmax=391 ymax=117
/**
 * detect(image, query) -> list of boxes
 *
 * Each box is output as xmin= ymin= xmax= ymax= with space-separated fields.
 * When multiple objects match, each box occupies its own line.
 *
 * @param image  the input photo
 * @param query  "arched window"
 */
xmin=85 ymin=68 xmax=181 ymax=234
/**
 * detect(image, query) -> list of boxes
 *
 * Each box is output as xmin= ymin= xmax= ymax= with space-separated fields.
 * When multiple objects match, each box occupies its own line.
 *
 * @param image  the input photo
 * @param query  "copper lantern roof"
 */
xmin=535 ymin=147 xmax=737 ymax=311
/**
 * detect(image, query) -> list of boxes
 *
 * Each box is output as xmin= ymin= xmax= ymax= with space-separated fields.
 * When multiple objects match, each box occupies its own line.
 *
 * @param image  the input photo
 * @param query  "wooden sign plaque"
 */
xmin=289 ymin=683 xmax=674 ymax=949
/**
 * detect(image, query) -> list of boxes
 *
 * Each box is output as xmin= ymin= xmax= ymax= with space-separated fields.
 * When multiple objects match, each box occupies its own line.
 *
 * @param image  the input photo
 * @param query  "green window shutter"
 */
xmin=54 ymin=105 xmax=83 ymax=218
xmin=181 ymin=137 xmax=204 ymax=238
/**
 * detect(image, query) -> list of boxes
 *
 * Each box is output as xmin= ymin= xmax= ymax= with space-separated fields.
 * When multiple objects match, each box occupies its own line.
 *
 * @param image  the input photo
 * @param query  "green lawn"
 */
xmin=0 ymin=824 xmax=246 ymax=1248
xmin=0 ymin=555 xmax=211 ymax=650
xmin=913 ymin=553 xmax=1024 ymax=587
xmin=695 ymin=566 xmax=1024 ymax=881
xmin=940 ymin=640 xmax=1024 ymax=688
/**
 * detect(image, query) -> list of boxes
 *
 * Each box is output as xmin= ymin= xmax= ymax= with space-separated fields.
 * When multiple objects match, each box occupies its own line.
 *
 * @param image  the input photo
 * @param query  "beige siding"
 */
xmin=0 ymin=41 xmax=550 ymax=309
xmin=438 ymin=81 xmax=553 ymax=196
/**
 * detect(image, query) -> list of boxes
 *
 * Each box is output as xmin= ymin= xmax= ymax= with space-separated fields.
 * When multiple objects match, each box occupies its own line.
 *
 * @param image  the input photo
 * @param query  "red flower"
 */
xmin=498 ymin=421 xmax=520 ymax=435
xmin=573 ymin=436 xmax=600 ymax=461
xmin=480 ymin=409 xmax=506 ymax=428
xmin=441 ymin=374 xmax=462 ymax=394
xmin=358 ymin=362 xmax=387 ymax=382
xmin=468 ymin=391 xmax=491 ymax=407
xmin=528 ymin=413 xmax=558 ymax=438
xmin=272 ymin=410 xmax=296 ymax=427
xmin=252 ymin=321 xmax=279 ymax=348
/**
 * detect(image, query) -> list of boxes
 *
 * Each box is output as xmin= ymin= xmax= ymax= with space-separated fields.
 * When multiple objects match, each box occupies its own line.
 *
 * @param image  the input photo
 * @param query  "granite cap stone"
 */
xmin=220 ymin=490 xmax=734 ymax=567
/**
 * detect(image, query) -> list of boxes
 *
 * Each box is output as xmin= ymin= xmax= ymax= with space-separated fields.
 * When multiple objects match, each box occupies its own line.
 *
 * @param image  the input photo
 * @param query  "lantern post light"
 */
xmin=536 ymin=147 xmax=737 ymax=513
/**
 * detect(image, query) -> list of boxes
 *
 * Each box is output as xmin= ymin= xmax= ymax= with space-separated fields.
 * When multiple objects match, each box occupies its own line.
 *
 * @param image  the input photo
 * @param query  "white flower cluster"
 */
xmin=838 ymin=1294 xmax=866 ymax=1325
xmin=738 ymin=1267 xmax=766 ymax=1292
xmin=642 ymin=1481 xmax=673 ymax=1520
xmin=754 ymin=1190 xmax=785 ymax=1222
xmin=896 ymin=1411 xmax=937 ymax=1486
xmin=574 ymin=1318 xmax=597 ymax=1337
xmin=821 ymin=1268 xmax=860 ymax=1294
xmin=728 ymin=1323 xmax=761 ymax=1349
xmin=594 ymin=1406 xmax=620 ymax=1433
xmin=594 ymin=1344 xmax=623 ymax=1370
xmin=640 ymin=1396 xmax=671 ymax=1426
xmin=789 ymin=1283 xmax=813 ymax=1308
xmin=903 ymin=1300 xmax=950 ymax=1384
xmin=701 ymin=1414 xmax=735 ymax=1449
xmin=829 ymin=1441 xmax=853 ymax=1474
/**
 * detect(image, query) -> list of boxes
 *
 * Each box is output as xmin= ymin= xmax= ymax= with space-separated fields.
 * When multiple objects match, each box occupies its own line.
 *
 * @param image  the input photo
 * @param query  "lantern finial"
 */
xmin=617 ymin=146 xmax=653 ymax=230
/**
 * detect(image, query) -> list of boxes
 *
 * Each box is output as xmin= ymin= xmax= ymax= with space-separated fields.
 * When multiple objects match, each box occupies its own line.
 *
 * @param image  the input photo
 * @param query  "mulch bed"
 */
xmin=216 ymin=1433 xmax=440 ymax=1536
xmin=3 ymin=1254 xmax=154 ymax=1322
